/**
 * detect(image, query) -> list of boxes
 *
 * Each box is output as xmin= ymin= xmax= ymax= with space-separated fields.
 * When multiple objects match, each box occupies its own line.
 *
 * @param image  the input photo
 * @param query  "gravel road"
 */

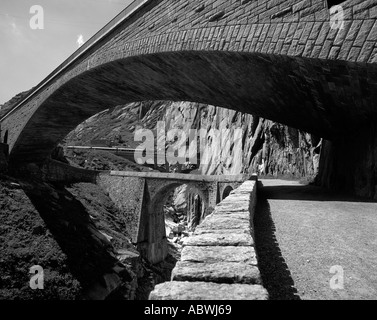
xmin=254 ymin=179 xmax=377 ymax=300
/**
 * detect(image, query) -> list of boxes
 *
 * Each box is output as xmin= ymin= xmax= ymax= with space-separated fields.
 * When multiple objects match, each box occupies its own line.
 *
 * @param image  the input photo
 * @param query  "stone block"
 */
xmin=172 ymin=261 xmax=262 ymax=284
xmin=183 ymin=232 xmax=254 ymax=247
xmin=149 ymin=281 xmax=269 ymax=300
xmin=181 ymin=246 xmax=258 ymax=265
xmin=195 ymin=216 xmax=251 ymax=232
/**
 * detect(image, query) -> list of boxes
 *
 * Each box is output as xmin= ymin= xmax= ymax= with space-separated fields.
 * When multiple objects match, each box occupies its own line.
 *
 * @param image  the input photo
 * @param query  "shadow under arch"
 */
xmin=3 ymin=130 xmax=8 ymax=144
xmin=222 ymin=185 xmax=234 ymax=201
xmin=6 ymin=50 xmax=377 ymax=168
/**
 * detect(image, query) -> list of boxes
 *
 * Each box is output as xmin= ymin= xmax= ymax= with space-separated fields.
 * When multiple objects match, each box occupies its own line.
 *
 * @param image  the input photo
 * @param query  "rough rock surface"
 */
xmin=181 ymin=246 xmax=257 ymax=265
xmin=183 ymin=232 xmax=254 ymax=247
xmin=62 ymin=101 xmax=319 ymax=180
xmin=195 ymin=215 xmax=251 ymax=232
xmin=172 ymin=262 xmax=261 ymax=284
xmin=0 ymin=175 xmax=172 ymax=300
xmin=0 ymin=176 xmax=82 ymax=299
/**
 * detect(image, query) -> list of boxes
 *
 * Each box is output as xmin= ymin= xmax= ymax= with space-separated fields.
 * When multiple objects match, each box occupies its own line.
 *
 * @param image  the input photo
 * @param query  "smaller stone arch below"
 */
xmin=145 ymin=180 xmax=211 ymax=264
xmin=149 ymin=181 xmax=210 ymax=232
xmin=222 ymin=185 xmax=234 ymax=201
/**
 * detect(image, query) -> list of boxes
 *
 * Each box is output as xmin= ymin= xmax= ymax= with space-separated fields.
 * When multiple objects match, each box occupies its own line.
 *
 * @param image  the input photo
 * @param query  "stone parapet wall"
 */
xmin=149 ymin=177 xmax=269 ymax=300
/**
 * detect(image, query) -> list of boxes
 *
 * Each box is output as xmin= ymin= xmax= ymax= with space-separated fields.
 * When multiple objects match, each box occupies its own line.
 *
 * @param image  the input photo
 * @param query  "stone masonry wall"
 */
xmin=2 ymin=0 xmax=377 ymax=166
xmin=42 ymin=159 xmax=99 ymax=183
xmin=150 ymin=177 xmax=269 ymax=300
xmin=97 ymin=175 xmax=146 ymax=243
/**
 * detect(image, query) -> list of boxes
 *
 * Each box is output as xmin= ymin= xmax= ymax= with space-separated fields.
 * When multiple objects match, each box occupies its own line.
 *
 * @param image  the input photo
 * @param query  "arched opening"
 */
xmin=222 ymin=186 xmax=234 ymax=201
xmin=145 ymin=182 xmax=207 ymax=264
xmin=9 ymin=50 xmax=373 ymax=167
xmin=159 ymin=184 xmax=206 ymax=242
xmin=3 ymin=130 xmax=8 ymax=144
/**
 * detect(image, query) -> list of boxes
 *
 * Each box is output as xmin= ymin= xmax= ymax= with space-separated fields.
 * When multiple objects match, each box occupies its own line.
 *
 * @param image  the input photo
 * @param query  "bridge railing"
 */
xmin=102 ymin=170 xmax=249 ymax=182
xmin=0 ymin=0 xmax=151 ymax=122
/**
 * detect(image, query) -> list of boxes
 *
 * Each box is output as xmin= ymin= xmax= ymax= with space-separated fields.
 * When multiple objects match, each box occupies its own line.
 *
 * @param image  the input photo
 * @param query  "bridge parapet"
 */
xmin=149 ymin=175 xmax=269 ymax=300
xmin=104 ymin=170 xmax=246 ymax=181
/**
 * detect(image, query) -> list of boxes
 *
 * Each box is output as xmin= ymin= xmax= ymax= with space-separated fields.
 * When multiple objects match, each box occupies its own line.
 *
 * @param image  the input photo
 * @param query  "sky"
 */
xmin=0 ymin=0 xmax=133 ymax=105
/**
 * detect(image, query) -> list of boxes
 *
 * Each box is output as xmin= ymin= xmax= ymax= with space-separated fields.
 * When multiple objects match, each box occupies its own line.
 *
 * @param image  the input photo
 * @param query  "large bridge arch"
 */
xmin=1 ymin=0 xmax=377 ymax=169
xmin=3 ymin=51 xmax=377 ymax=168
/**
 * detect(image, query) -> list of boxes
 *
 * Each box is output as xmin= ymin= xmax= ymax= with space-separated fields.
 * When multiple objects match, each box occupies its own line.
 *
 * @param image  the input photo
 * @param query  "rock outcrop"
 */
xmin=63 ymin=101 xmax=319 ymax=180
xmin=0 ymin=175 xmax=168 ymax=300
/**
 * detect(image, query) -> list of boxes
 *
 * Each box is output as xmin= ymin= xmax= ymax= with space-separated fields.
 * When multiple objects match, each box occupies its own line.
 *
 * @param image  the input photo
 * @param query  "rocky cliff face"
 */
xmin=63 ymin=101 xmax=319 ymax=180
xmin=162 ymin=102 xmax=320 ymax=179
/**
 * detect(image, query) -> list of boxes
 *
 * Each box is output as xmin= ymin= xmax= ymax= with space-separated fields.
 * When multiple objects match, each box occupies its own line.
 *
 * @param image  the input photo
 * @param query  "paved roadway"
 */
xmin=255 ymin=179 xmax=377 ymax=300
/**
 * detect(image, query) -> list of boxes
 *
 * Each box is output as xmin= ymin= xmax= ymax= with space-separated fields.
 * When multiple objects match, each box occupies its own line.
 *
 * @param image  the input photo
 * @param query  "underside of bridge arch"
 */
xmin=6 ymin=50 xmax=377 ymax=168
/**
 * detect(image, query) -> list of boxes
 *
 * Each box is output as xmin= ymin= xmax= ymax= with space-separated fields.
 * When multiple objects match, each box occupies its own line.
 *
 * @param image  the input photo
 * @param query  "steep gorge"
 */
xmin=63 ymin=101 xmax=320 ymax=181
xmin=0 ymin=98 xmax=320 ymax=300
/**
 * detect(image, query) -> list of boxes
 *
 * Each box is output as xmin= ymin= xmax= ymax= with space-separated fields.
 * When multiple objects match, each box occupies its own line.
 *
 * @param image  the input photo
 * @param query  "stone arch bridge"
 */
xmin=97 ymin=171 xmax=246 ymax=263
xmin=0 ymin=0 xmax=376 ymax=187
xmin=30 ymin=158 xmax=246 ymax=263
